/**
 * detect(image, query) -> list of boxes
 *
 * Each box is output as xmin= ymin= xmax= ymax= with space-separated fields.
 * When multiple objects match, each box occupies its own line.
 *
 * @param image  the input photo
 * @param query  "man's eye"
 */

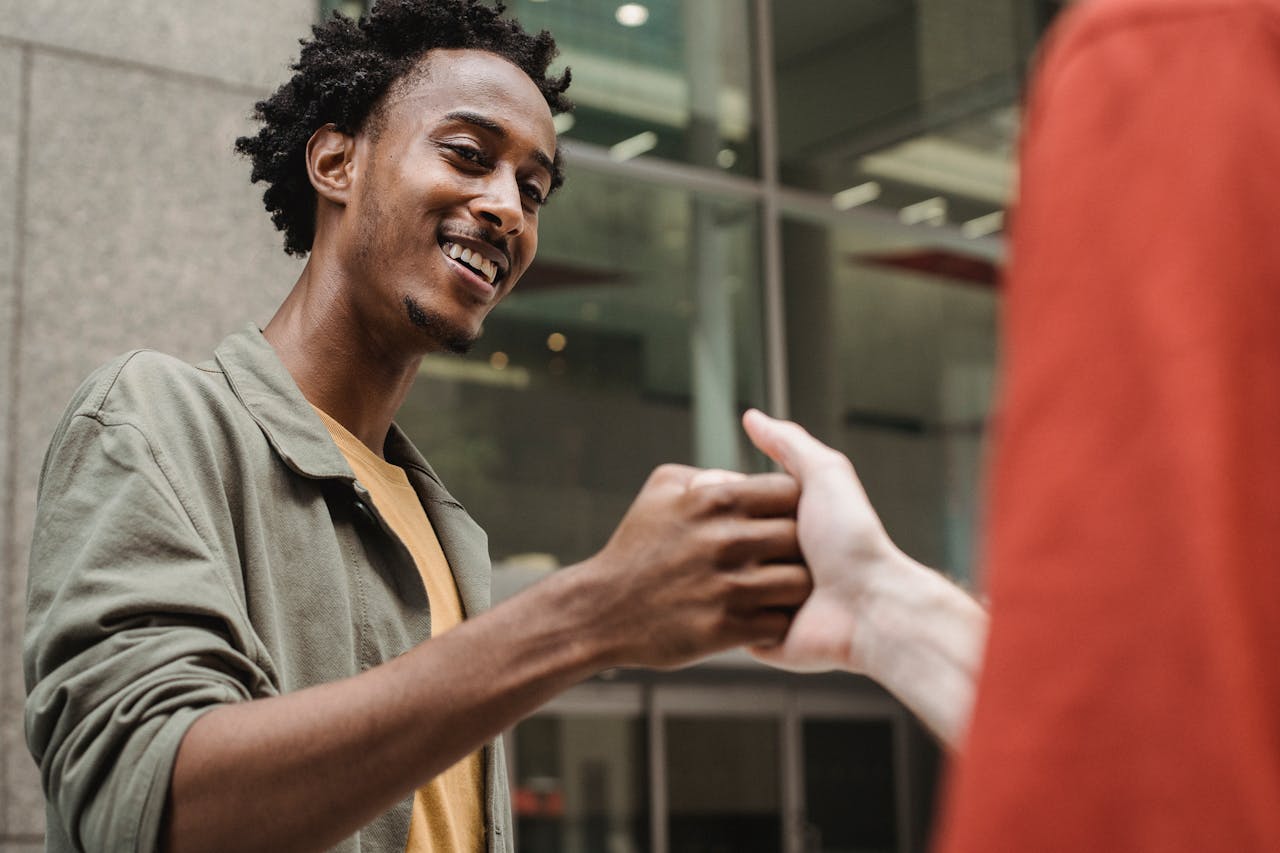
xmin=447 ymin=144 xmax=486 ymax=165
xmin=522 ymin=185 xmax=546 ymax=206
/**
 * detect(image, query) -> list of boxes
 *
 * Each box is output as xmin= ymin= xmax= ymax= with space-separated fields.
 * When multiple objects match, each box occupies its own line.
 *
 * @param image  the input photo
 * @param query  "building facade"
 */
xmin=0 ymin=1 xmax=1063 ymax=850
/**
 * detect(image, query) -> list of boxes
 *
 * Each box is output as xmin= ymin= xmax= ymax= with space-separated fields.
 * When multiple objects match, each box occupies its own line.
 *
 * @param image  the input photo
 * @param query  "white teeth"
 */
xmin=443 ymin=241 xmax=500 ymax=285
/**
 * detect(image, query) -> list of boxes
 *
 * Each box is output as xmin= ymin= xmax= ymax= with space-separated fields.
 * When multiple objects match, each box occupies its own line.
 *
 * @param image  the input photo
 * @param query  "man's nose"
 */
xmin=473 ymin=171 xmax=524 ymax=235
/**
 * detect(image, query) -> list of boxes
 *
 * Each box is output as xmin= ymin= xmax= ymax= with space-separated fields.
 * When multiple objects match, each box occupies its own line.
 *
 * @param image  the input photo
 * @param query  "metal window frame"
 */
xmin=516 ymin=678 xmax=916 ymax=853
xmin=558 ymin=0 xmax=1004 ymax=423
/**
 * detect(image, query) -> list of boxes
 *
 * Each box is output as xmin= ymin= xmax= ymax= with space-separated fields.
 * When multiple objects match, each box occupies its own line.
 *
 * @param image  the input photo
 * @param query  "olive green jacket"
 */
xmin=24 ymin=325 xmax=513 ymax=853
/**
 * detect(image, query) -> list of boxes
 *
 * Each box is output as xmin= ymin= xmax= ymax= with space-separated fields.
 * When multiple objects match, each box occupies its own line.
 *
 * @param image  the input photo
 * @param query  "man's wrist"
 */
xmin=847 ymin=550 xmax=987 ymax=744
xmin=850 ymin=548 xmax=967 ymax=678
xmin=524 ymin=557 xmax=629 ymax=673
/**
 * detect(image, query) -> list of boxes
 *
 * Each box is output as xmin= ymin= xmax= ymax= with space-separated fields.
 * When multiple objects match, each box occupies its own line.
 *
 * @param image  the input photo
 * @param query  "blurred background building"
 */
xmin=0 ymin=1 xmax=1066 ymax=850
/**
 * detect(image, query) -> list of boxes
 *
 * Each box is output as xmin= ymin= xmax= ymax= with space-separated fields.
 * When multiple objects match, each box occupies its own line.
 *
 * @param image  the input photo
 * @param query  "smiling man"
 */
xmin=22 ymin=3 xmax=810 ymax=853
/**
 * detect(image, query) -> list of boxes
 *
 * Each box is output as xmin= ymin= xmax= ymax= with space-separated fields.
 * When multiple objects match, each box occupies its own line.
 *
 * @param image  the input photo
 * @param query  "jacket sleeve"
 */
xmin=24 ymin=401 xmax=276 ymax=853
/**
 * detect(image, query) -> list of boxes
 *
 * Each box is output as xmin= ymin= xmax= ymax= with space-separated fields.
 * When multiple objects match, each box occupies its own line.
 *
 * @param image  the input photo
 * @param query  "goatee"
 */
xmin=403 ymin=296 xmax=477 ymax=355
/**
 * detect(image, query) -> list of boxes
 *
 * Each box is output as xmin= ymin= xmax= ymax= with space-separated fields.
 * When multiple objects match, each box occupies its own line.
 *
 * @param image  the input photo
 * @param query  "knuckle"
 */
xmin=705 ymin=525 xmax=747 ymax=566
xmin=708 ymin=606 xmax=736 ymax=636
xmin=692 ymin=483 xmax=740 ymax=516
xmin=647 ymin=463 xmax=681 ymax=485
xmin=761 ymin=471 xmax=798 ymax=492
xmin=717 ymin=568 xmax=750 ymax=595
xmin=827 ymin=449 xmax=855 ymax=475
xmin=656 ymin=462 xmax=685 ymax=477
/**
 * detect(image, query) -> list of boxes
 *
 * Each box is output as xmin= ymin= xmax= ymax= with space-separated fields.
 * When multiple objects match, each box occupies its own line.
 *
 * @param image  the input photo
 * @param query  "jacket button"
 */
xmin=353 ymin=499 xmax=375 ymax=523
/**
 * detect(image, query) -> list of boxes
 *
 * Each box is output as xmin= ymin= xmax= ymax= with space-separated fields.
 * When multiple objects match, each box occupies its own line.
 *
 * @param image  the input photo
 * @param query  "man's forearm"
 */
xmin=854 ymin=551 xmax=989 ymax=748
xmin=165 ymin=466 xmax=808 ymax=853
xmin=165 ymin=563 xmax=613 ymax=853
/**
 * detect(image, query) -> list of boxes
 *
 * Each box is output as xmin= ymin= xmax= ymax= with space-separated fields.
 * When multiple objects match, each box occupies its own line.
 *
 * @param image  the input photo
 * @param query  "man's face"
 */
xmin=344 ymin=49 xmax=558 ymax=354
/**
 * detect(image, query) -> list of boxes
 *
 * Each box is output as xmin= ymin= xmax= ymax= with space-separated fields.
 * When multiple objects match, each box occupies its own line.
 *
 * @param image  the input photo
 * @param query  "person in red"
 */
xmin=739 ymin=0 xmax=1280 ymax=848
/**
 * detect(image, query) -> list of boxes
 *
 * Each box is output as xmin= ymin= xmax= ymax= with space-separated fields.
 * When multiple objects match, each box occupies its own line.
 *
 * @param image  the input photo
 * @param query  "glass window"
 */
xmin=665 ymin=716 xmax=782 ymax=853
xmin=513 ymin=715 xmax=650 ymax=853
xmin=782 ymin=214 xmax=998 ymax=583
xmin=770 ymin=1 xmax=1053 ymax=240
xmin=318 ymin=0 xmax=760 ymax=175
xmin=520 ymin=682 xmax=941 ymax=853
xmin=318 ymin=0 xmax=365 ymax=20
xmin=400 ymin=169 xmax=768 ymax=568
xmin=505 ymin=0 xmax=758 ymax=176
xmin=802 ymin=719 xmax=898 ymax=853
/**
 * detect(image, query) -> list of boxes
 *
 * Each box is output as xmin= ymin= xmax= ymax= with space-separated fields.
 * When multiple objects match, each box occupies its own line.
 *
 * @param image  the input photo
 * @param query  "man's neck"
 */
xmin=264 ymin=261 xmax=423 ymax=458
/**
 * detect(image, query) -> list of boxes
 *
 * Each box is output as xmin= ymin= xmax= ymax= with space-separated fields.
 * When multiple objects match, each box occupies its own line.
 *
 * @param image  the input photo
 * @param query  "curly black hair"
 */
xmin=236 ymin=0 xmax=572 ymax=256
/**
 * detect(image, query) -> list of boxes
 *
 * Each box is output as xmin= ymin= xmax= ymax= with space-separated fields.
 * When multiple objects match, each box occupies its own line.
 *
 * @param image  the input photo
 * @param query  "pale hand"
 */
xmin=742 ymin=409 xmax=902 ymax=673
xmin=742 ymin=409 xmax=988 ymax=747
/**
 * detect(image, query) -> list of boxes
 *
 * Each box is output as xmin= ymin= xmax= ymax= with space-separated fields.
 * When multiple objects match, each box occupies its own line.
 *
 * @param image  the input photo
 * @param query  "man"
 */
xmin=741 ymin=0 xmax=1280 ymax=849
xmin=22 ymin=3 xmax=809 ymax=852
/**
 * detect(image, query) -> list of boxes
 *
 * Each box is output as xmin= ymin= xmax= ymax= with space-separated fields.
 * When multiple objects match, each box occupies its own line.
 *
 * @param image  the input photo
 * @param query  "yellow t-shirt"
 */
xmin=314 ymin=407 xmax=484 ymax=853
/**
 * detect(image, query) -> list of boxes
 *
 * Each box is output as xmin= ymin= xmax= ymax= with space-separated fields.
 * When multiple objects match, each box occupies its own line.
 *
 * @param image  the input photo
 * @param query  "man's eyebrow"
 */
xmin=442 ymin=109 xmax=555 ymax=175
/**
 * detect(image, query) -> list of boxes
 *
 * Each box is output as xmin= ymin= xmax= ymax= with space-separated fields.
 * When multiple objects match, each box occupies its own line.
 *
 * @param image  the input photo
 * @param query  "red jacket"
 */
xmin=937 ymin=0 xmax=1280 ymax=850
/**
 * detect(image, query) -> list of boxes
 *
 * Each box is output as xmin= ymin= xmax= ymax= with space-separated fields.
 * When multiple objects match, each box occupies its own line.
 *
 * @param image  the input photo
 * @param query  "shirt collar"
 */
xmin=211 ymin=324 xmax=455 ymax=503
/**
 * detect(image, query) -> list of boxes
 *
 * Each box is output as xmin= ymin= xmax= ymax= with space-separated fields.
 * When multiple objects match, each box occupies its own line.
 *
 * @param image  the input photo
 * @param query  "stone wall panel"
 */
xmin=5 ymin=47 xmax=303 ymax=838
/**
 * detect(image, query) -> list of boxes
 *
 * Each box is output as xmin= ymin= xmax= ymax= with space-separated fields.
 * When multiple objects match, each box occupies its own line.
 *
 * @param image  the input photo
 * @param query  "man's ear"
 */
xmin=306 ymin=123 xmax=358 ymax=206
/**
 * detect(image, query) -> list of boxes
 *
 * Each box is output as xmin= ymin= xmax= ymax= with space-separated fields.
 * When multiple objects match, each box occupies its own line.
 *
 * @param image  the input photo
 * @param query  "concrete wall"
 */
xmin=0 ymin=2 xmax=313 ymax=846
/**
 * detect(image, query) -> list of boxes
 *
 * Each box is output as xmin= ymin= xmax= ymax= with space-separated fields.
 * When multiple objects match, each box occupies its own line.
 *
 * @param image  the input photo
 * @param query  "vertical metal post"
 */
xmin=648 ymin=687 xmax=668 ymax=853
xmin=782 ymin=691 xmax=805 ymax=853
xmin=752 ymin=0 xmax=790 ymax=420
xmin=893 ymin=714 xmax=913 ymax=853
xmin=684 ymin=1 xmax=741 ymax=471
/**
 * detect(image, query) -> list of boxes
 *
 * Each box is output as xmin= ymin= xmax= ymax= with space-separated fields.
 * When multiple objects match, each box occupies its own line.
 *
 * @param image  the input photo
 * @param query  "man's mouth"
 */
xmin=441 ymin=240 xmax=501 ymax=286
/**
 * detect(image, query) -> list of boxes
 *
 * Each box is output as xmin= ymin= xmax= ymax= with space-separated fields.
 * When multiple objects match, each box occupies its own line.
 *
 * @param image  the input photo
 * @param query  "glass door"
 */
xmin=511 ymin=676 xmax=930 ymax=853
xmin=653 ymin=684 xmax=792 ymax=853
xmin=510 ymin=683 xmax=650 ymax=853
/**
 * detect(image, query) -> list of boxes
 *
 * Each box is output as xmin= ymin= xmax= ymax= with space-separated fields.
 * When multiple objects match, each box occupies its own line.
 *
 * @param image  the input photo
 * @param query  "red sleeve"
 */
xmin=937 ymin=1 xmax=1280 ymax=850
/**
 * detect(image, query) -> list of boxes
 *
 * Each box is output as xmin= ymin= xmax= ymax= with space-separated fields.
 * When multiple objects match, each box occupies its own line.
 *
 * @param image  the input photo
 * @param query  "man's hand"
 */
xmin=572 ymin=463 xmax=811 ymax=670
xmin=741 ymin=409 xmax=988 ymax=746
xmin=740 ymin=409 xmax=899 ymax=673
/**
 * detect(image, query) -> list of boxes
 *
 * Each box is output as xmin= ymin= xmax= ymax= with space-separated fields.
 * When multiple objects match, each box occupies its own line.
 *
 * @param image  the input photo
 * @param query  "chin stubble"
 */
xmin=403 ymin=295 xmax=476 ymax=355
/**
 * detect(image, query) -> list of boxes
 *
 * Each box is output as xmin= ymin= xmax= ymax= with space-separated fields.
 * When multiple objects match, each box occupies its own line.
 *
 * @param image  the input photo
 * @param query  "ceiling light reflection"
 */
xmin=553 ymin=112 xmax=575 ymax=135
xmin=615 ymin=3 xmax=649 ymax=26
xmin=900 ymin=197 xmax=948 ymax=227
xmin=962 ymin=210 xmax=1006 ymax=239
xmin=609 ymin=130 xmax=658 ymax=162
xmin=832 ymin=181 xmax=881 ymax=211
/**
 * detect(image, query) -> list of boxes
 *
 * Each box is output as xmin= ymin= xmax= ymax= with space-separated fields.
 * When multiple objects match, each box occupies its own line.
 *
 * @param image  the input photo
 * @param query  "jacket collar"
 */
xmin=212 ymin=324 xmax=490 ymax=615
xmin=211 ymin=324 xmax=457 ymax=503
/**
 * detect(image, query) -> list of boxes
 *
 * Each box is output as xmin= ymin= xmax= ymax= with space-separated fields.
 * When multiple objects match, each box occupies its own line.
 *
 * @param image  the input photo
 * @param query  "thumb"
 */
xmin=743 ymin=409 xmax=832 ymax=484
xmin=742 ymin=408 xmax=790 ymax=471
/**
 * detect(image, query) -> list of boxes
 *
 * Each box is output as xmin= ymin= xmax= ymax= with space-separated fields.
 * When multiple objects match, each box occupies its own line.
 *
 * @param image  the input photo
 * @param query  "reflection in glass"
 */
xmin=400 ymin=169 xmax=767 ymax=568
xmin=665 ymin=717 xmax=781 ymax=853
xmin=317 ymin=0 xmax=366 ymax=21
xmin=514 ymin=715 xmax=649 ymax=853
xmin=783 ymin=215 xmax=997 ymax=583
xmin=509 ymin=0 xmax=758 ymax=175
xmin=770 ymin=1 xmax=1053 ymax=234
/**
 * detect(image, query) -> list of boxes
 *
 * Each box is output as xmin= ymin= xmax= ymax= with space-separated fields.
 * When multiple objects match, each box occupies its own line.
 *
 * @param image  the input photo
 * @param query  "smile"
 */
xmin=441 ymin=241 xmax=500 ymax=285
